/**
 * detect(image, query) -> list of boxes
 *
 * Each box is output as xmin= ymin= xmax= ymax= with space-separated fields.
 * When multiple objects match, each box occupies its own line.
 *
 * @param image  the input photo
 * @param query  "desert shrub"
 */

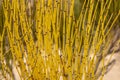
xmin=0 ymin=0 xmax=120 ymax=80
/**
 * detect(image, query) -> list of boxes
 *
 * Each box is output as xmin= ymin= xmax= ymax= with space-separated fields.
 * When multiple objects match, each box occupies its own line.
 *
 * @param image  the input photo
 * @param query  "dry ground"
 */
xmin=104 ymin=53 xmax=120 ymax=80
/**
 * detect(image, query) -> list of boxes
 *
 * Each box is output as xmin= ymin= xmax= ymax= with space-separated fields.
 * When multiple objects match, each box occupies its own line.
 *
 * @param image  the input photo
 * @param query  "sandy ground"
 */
xmin=104 ymin=53 xmax=120 ymax=80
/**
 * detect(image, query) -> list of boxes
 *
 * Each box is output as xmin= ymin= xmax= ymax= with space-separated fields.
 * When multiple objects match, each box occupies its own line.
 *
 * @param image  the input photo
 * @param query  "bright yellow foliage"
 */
xmin=0 ymin=0 xmax=119 ymax=80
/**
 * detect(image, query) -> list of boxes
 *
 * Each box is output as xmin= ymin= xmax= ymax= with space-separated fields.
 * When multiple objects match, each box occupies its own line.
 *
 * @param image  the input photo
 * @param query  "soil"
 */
xmin=104 ymin=53 xmax=120 ymax=80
